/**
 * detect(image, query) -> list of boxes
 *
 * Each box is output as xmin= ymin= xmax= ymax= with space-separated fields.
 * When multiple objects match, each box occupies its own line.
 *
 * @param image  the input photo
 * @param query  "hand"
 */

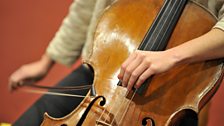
xmin=118 ymin=50 xmax=178 ymax=91
xmin=8 ymin=54 xmax=54 ymax=91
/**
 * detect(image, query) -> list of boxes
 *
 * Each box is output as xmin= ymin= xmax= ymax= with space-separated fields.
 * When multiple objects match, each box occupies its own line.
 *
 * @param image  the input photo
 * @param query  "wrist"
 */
xmin=165 ymin=47 xmax=190 ymax=67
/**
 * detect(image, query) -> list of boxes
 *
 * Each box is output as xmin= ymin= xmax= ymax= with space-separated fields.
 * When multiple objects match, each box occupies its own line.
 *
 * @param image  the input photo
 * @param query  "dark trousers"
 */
xmin=13 ymin=65 xmax=94 ymax=126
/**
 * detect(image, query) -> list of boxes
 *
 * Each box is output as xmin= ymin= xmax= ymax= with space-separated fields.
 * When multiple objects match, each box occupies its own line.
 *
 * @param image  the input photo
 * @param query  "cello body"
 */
xmin=41 ymin=0 xmax=224 ymax=125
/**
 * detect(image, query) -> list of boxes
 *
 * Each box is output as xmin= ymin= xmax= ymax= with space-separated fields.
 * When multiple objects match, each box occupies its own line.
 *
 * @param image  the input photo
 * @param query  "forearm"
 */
xmin=40 ymin=53 xmax=55 ymax=71
xmin=167 ymin=28 xmax=224 ymax=66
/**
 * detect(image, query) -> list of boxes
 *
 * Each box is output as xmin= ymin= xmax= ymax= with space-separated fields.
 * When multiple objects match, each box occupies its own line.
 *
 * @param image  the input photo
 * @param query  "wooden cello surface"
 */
xmin=41 ymin=0 xmax=224 ymax=125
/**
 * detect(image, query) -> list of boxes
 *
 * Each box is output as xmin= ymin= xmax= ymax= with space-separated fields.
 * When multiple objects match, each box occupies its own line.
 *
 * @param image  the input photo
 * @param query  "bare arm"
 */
xmin=170 ymin=28 xmax=224 ymax=65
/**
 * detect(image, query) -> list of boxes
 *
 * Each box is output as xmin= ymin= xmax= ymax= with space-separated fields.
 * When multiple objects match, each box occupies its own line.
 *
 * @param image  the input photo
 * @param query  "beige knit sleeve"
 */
xmin=213 ymin=3 xmax=224 ymax=31
xmin=46 ymin=0 xmax=96 ymax=66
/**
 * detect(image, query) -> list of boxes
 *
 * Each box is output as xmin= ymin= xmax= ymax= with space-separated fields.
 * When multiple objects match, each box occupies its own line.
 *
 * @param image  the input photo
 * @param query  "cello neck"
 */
xmin=136 ymin=0 xmax=188 ymax=95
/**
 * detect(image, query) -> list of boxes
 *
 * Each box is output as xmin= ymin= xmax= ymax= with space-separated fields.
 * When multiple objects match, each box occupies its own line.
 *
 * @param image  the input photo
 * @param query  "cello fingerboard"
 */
xmin=138 ymin=0 xmax=188 ymax=51
xmin=137 ymin=0 xmax=188 ymax=95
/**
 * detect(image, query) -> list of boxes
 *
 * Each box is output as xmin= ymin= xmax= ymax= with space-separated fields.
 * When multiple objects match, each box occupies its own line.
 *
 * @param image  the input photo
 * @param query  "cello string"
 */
xmin=102 ymin=88 xmax=130 ymax=123
xmin=154 ymin=0 xmax=184 ymax=51
xmin=143 ymin=0 xmax=181 ymax=51
xmin=97 ymin=88 xmax=130 ymax=124
xmin=97 ymin=98 xmax=109 ymax=122
xmin=142 ymin=0 xmax=173 ymax=51
xmin=117 ymin=90 xmax=137 ymax=125
xmin=110 ymin=0 xmax=183 ymax=124
xmin=109 ymin=89 xmax=130 ymax=125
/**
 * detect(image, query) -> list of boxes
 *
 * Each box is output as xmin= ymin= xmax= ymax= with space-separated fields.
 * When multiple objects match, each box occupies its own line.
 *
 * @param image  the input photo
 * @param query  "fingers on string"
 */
xmin=135 ymin=68 xmax=154 ymax=89
xmin=122 ymin=55 xmax=143 ymax=87
xmin=126 ymin=62 xmax=148 ymax=91
xmin=118 ymin=52 xmax=137 ymax=82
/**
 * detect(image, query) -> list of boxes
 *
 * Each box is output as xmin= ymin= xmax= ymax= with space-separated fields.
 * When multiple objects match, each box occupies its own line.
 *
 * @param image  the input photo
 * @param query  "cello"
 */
xmin=41 ymin=0 xmax=224 ymax=125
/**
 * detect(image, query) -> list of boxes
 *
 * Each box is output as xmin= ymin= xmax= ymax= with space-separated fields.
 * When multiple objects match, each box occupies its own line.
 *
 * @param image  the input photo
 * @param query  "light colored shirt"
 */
xmin=46 ymin=0 xmax=224 ymax=66
xmin=194 ymin=0 xmax=224 ymax=29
